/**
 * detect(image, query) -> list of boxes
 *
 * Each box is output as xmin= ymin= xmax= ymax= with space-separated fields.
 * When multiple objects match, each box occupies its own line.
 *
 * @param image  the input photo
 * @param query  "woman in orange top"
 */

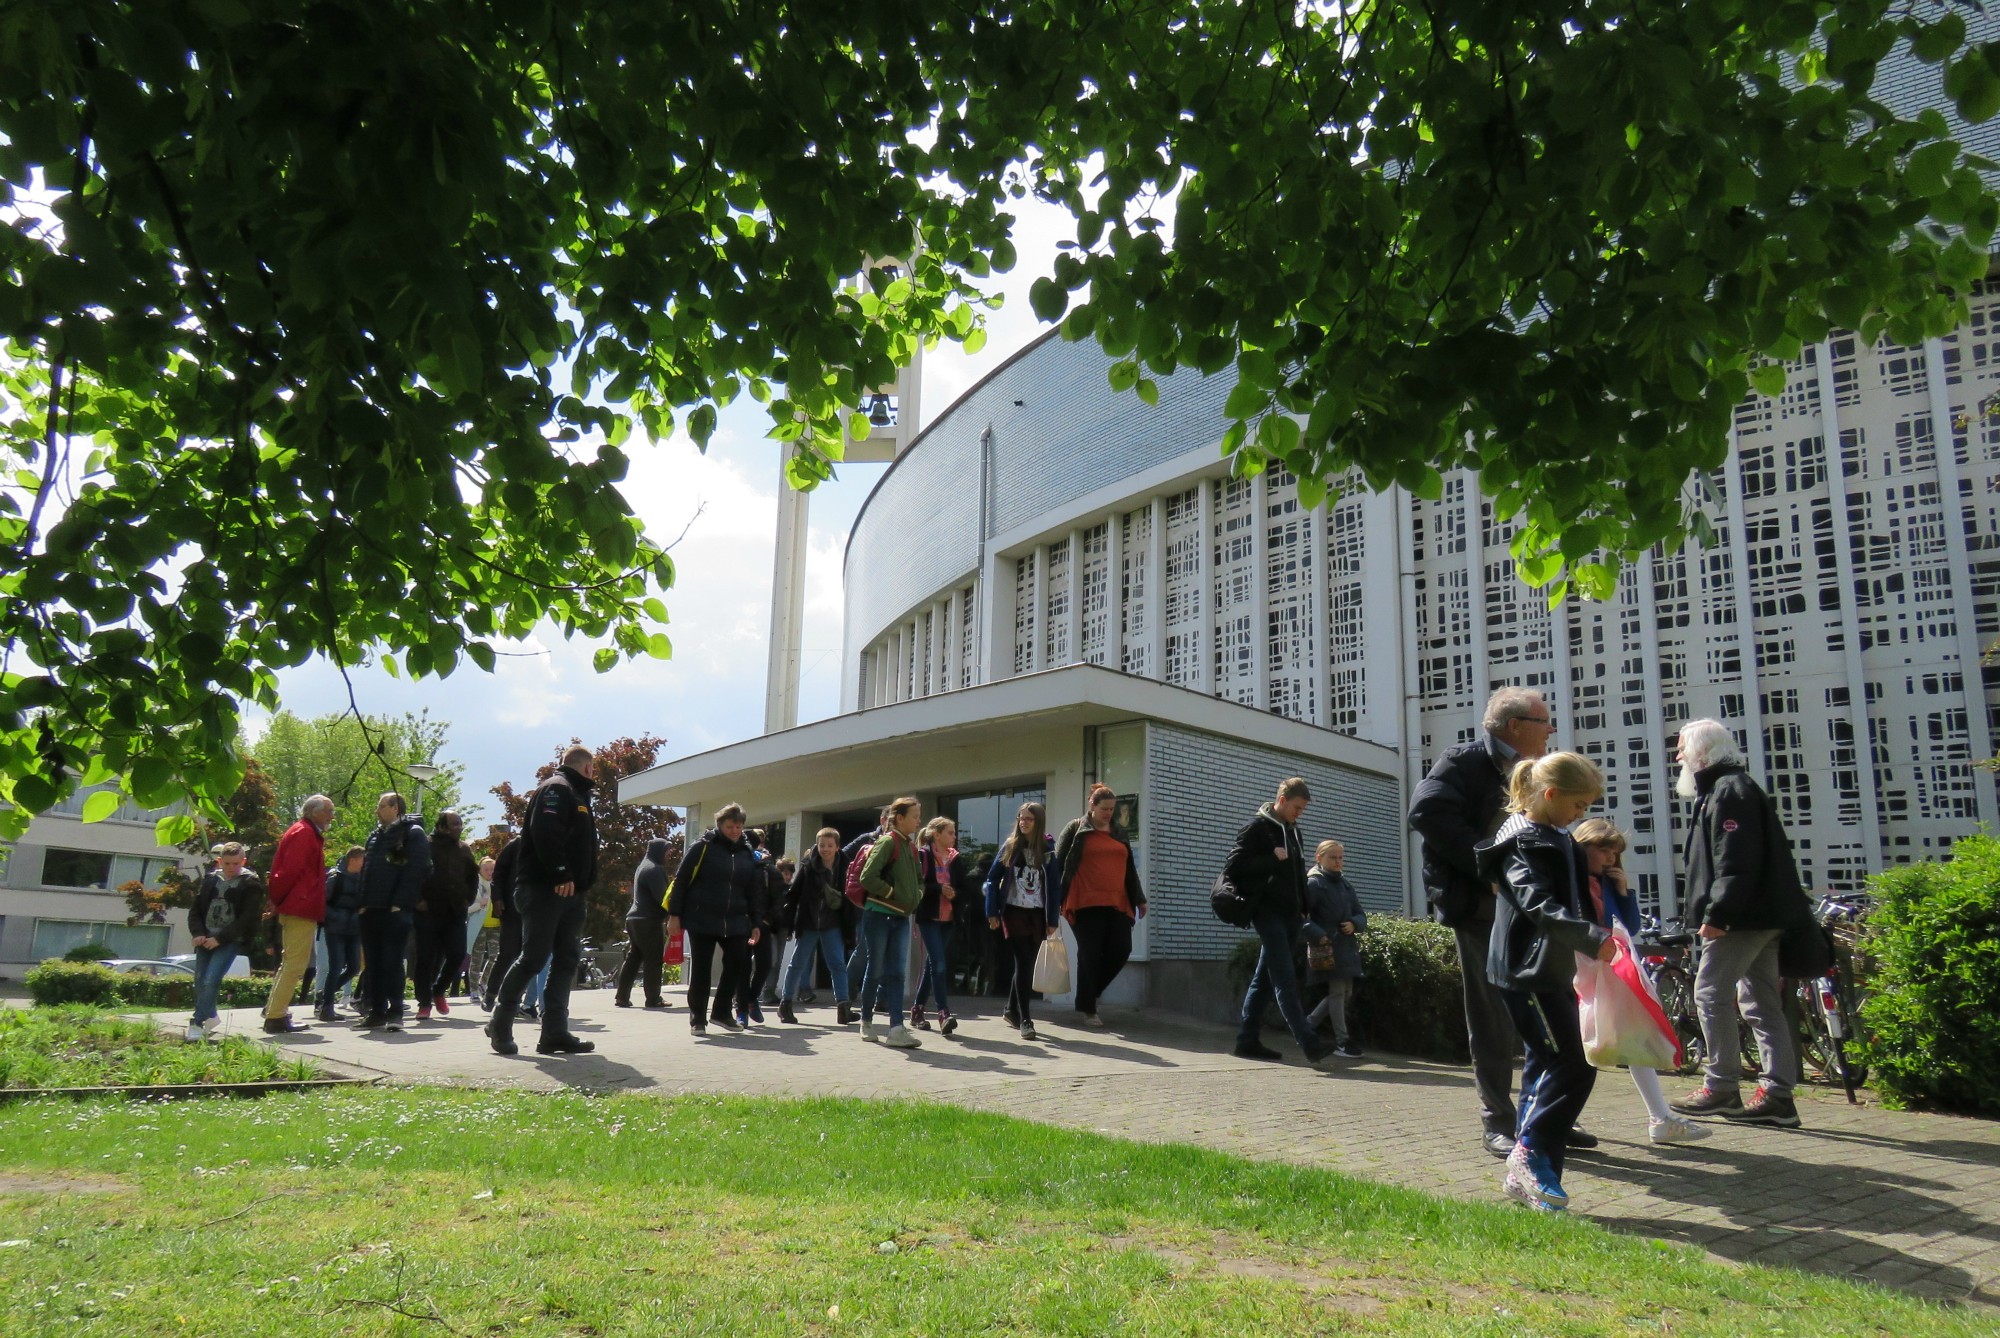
xmin=1053 ymin=783 xmax=1148 ymax=1026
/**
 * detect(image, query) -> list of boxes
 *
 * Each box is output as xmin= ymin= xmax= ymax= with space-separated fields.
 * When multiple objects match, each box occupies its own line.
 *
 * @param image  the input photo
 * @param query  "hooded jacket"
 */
xmin=361 ymin=813 xmax=432 ymax=912
xmin=518 ymin=765 xmax=599 ymax=892
xmin=784 ymin=848 xmax=849 ymax=935
xmin=1303 ymin=868 xmax=1368 ymax=978
xmin=665 ymin=827 xmax=764 ymax=938
xmin=1475 ymin=814 xmax=1610 ymax=993
xmin=1222 ymin=803 xmax=1308 ymax=920
xmin=323 ymin=860 xmax=365 ymax=937
xmin=266 ymin=819 xmax=327 ymax=922
xmin=422 ymin=829 xmax=479 ymax=920
xmin=1408 ymin=733 xmax=1513 ymax=927
xmin=1682 ymin=762 xmax=1807 ymax=933
xmin=628 ymin=838 xmax=672 ymax=923
xmin=189 ymin=870 xmax=266 ymax=945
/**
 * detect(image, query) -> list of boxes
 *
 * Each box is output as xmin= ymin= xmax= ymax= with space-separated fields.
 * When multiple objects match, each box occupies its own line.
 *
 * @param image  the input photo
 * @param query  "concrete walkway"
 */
xmin=216 ymin=988 xmax=2000 ymax=1310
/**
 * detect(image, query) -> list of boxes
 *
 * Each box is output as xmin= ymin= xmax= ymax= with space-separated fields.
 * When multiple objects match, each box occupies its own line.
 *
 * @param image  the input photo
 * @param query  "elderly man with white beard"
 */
xmin=1668 ymin=719 xmax=1809 ymax=1130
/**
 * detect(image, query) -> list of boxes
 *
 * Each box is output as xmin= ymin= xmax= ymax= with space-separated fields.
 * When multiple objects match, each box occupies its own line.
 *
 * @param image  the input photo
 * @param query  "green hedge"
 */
xmin=62 ymin=941 xmax=116 ymax=963
xmin=24 ymin=960 xmax=311 ymax=1011
xmin=1858 ymin=834 xmax=2000 ymax=1115
xmin=1226 ymin=915 xmax=1470 ymax=1063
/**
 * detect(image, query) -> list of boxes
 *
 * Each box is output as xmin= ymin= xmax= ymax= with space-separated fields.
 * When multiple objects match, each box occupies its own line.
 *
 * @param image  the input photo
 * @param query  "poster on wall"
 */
xmin=1115 ymin=794 xmax=1139 ymax=839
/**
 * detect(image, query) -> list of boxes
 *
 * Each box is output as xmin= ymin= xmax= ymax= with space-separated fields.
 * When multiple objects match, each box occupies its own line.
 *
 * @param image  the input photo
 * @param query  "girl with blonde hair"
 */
xmin=1474 ymin=752 xmax=1616 ymax=1213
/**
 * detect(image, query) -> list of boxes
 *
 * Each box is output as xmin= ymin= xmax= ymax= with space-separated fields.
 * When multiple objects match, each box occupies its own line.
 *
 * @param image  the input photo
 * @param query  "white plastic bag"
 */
xmin=1575 ymin=924 xmax=1681 ymax=1071
xmin=1031 ymin=934 xmax=1071 ymax=995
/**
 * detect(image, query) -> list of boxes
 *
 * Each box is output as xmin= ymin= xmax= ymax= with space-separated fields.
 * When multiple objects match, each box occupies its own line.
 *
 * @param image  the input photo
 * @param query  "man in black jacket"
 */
xmin=1670 ymin=719 xmax=1807 ymax=1129
xmin=413 ymin=810 xmax=478 ymax=1020
xmin=1229 ymin=777 xmax=1333 ymax=1065
xmin=358 ymin=792 xmax=431 ymax=1032
xmin=1408 ymin=686 xmax=1599 ymax=1159
xmin=615 ymin=836 xmax=674 ymax=1009
xmin=487 ymin=746 xmax=600 ymax=1057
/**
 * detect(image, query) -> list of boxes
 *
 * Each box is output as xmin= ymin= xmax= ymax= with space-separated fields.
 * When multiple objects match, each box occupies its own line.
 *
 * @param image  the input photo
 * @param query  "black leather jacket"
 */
xmin=1475 ymin=814 xmax=1610 ymax=993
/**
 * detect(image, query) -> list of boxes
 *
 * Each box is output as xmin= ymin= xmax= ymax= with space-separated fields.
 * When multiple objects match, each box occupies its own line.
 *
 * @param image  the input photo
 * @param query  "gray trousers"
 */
xmin=1307 ymin=977 xmax=1354 ymax=1044
xmin=1695 ymin=926 xmax=1797 ymax=1096
xmin=1453 ymin=921 xmax=1520 ymax=1133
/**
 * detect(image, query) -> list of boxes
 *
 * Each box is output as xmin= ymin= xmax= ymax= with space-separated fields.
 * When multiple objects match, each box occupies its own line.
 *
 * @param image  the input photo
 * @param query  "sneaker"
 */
xmin=1483 ymin=1130 xmax=1517 ymax=1159
xmin=796 ymin=989 xmax=816 ymax=1004
xmin=734 ymin=1008 xmax=750 ymax=1028
xmin=416 ymin=1006 xmax=432 ymax=1022
xmin=1670 ymin=1085 xmax=1744 ymax=1118
xmin=837 ymin=1002 xmax=856 ymax=1026
xmin=262 ymin=1016 xmax=303 ymax=1035
xmin=1724 ymin=1086 xmax=1802 ymax=1128
xmin=1567 ymin=1124 xmax=1600 ymax=1150
xmin=432 ymin=995 xmax=450 ymax=1016
xmin=860 ymin=1020 xmax=880 ymax=1043
xmin=747 ymin=1002 xmax=765 ymax=1024
xmin=1335 ymin=1042 xmax=1365 ymax=1059
xmin=1020 ymin=1021 xmax=1039 ymax=1040
xmin=1302 ymin=1038 xmax=1335 ymax=1065
xmin=883 ymin=1025 xmax=922 ymax=1049
xmin=384 ymin=1016 xmax=403 ymax=1033
xmin=358 ymin=1012 xmax=389 ymax=1030
xmin=183 ymin=1023 xmax=204 ymax=1042
xmin=939 ymin=1013 xmax=958 ymax=1037
xmin=614 ymin=997 xmax=633 ymax=1008
xmin=643 ymin=999 xmax=670 ymax=1009
xmin=690 ymin=1021 xmax=708 ymax=1037
xmin=1649 ymin=1117 xmax=1713 ymax=1146
xmin=1232 ymin=1039 xmax=1283 ymax=1062
xmin=490 ymin=1030 xmax=518 ymax=1056
xmin=1002 ymin=1010 xmax=1021 ymax=1029
xmin=521 ymin=1005 xmax=540 ymax=1022
xmin=200 ymin=1016 xmax=221 ymax=1038
xmin=711 ymin=1013 xmax=743 ymax=1033
xmin=910 ymin=1007 xmax=931 ymax=1031
xmin=1506 ymin=1142 xmax=1569 ymax=1209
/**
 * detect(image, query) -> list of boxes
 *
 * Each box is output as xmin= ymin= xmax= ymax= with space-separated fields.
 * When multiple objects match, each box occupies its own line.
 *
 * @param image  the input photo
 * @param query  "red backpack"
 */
xmin=843 ymin=842 xmax=874 ymax=906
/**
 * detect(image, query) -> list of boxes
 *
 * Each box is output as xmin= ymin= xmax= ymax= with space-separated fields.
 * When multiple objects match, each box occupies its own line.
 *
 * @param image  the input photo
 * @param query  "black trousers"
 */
xmin=411 ymin=912 xmax=466 ymax=1003
xmin=735 ymin=934 xmax=774 ymax=1009
xmin=484 ymin=914 xmax=521 ymax=1006
xmin=1001 ymin=907 xmax=1046 ymax=1023
xmin=1070 ymin=907 xmax=1132 ymax=1013
xmin=1453 ymin=919 xmax=1522 ymax=1134
xmin=357 ymin=909 xmax=411 ymax=1019
xmin=491 ymin=884 xmax=587 ymax=1042
xmin=687 ymin=932 xmax=749 ymax=1023
xmin=617 ymin=918 xmax=666 ymax=1004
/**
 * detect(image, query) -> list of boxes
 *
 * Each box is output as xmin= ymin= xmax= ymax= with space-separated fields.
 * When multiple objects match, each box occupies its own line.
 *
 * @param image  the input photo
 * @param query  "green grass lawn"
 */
xmin=0 ymin=1087 xmax=1982 ymax=1336
xmin=0 ymin=1007 xmax=321 ymax=1089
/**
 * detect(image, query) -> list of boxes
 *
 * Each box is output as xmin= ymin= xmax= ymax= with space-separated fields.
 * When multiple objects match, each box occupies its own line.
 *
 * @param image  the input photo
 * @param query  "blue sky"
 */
xmin=249 ymin=202 xmax=1076 ymax=827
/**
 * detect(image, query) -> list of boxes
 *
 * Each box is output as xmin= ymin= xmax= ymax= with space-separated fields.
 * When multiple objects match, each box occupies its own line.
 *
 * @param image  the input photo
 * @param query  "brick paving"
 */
xmin=216 ymin=989 xmax=2000 ymax=1310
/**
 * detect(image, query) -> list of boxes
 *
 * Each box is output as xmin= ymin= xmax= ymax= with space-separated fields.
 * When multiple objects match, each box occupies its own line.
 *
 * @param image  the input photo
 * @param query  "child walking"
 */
xmin=1475 ymin=752 xmax=1617 ymax=1212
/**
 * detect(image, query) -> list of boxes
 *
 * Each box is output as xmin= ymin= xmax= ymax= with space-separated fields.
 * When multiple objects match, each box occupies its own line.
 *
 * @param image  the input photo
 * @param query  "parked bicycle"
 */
xmin=1792 ymin=892 xmax=1872 ymax=1102
xmin=573 ymin=938 xmax=628 ymax=990
xmin=1632 ymin=917 xmax=1704 ymax=1075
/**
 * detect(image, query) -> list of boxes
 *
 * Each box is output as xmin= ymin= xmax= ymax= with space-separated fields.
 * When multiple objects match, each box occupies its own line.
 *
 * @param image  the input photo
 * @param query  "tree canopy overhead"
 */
xmin=2 ymin=0 xmax=1996 ymax=834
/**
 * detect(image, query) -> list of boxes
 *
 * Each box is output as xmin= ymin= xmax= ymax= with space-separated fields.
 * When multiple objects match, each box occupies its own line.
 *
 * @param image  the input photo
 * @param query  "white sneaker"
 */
xmin=183 ymin=1024 xmax=204 ymax=1042
xmin=860 ymin=1021 xmax=880 ymax=1043
xmin=1649 ymin=1116 xmax=1712 ymax=1146
xmin=199 ymin=1016 xmax=221 ymax=1037
xmin=883 ymin=1025 xmax=922 ymax=1049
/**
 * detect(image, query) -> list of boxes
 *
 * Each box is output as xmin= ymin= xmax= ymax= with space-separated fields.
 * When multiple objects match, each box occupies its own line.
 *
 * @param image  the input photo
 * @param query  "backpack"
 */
xmin=843 ymin=843 xmax=874 ymax=906
xmin=1209 ymin=871 xmax=1257 ymax=928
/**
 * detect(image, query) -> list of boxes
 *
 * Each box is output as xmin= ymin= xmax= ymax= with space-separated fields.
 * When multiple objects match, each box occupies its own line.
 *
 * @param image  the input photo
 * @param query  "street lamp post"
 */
xmin=407 ymin=762 xmax=440 ymax=819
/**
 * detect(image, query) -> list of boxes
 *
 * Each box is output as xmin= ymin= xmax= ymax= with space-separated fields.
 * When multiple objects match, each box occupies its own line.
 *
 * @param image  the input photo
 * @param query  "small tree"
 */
xmin=491 ymin=736 xmax=683 ymax=947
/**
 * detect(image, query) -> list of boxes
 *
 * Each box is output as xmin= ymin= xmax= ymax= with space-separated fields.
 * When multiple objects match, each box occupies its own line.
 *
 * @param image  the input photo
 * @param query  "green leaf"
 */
xmin=131 ymin=757 xmax=175 ymax=807
xmin=156 ymin=813 xmax=198 ymax=847
xmin=1029 ymin=277 xmax=1069 ymax=323
xmin=81 ymin=789 xmax=123 ymax=823
xmin=645 ymin=632 xmax=673 ymax=660
xmin=466 ymin=641 xmax=496 ymax=672
xmin=1748 ymin=363 xmax=1787 ymax=397
xmin=962 ymin=327 xmax=987 ymax=355
xmin=593 ymin=647 xmax=619 ymax=673
xmin=1135 ymin=378 xmax=1159 ymax=407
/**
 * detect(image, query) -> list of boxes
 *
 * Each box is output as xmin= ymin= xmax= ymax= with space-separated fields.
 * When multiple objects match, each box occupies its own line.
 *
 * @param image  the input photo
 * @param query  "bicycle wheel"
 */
xmin=1794 ymin=992 xmax=1840 ymax=1086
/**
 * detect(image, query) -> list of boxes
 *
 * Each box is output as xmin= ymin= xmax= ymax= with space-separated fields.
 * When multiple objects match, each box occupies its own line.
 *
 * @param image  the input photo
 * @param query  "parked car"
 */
xmin=98 ymin=959 xmax=197 ymax=977
xmin=161 ymin=952 xmax=250 ymax=979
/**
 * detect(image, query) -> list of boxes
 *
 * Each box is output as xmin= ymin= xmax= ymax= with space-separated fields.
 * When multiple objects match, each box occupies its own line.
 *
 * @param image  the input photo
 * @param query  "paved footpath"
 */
xmin=216 ymin=990 xmax=2000 ymax=1310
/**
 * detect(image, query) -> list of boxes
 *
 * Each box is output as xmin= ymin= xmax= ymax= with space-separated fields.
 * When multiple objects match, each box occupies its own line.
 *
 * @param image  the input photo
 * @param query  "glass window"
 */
xmin=110 ymin=855 xmax=180 ymax=887
xmin=30 ymin=919 xmax=171 ymax=960
xmin=40 ymin=848 xmax=116 ymax=889
xmin=940 ymin=786 xmax=1048 ymax=888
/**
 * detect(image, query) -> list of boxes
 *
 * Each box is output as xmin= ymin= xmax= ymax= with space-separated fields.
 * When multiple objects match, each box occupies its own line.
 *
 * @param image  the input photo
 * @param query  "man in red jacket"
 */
xmin=263 ymin=794 xmax=334 ymax=1035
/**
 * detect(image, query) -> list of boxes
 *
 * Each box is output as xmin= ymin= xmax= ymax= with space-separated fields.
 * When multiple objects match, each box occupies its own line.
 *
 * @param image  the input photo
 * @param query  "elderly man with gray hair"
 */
xmin=1669 ymin=719 xmax=1808 ymax=1129
xmin=1410 ymin=687 xmax=1597 ymax=1158
xmin=263 ymin=794 xmax=335 ymax=1035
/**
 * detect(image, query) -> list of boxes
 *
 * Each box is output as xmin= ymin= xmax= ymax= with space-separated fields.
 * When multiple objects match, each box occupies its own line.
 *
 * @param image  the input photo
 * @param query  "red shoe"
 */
xmin=433 ymin=995 xmax=450 ymax=1015
xmin=416 ymin=1006 xmax=432 ymax=1022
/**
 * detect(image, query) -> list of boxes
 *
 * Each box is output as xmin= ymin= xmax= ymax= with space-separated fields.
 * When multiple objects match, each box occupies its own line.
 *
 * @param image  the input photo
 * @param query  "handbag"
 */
xmin=1575 ymin=924 xmax=1681 ymax=1070
xmin=1031 ymin=934 xmax=1071 ymax=995
xmin=663 ymin=931 xmax=686 ymax=967
xmin=1777 ymin=907 xmax=1835 ymax=978
xmin=1305 ymin=934 xmax=1335 ymax=974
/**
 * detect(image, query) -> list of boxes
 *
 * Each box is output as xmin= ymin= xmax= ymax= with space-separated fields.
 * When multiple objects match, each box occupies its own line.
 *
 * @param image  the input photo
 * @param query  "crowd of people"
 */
xmin=1411 ymin=687 xmax=1816 ymax=1215
xmin=179 ymin=697 xmax=1813 ymax=1219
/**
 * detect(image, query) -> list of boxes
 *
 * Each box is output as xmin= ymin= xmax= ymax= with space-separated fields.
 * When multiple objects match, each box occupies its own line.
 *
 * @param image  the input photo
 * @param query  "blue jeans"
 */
xmin=1236 ymin=912 xmax=1316 ymax=1049
xmin=523 ymin=960 xmax=552 ymax=1011
xmin=191 ymin=942 xmax=239 ymax=1025
xmin=319 ymin=931 xmax=361 ymax=1010
xmin=784 ymin=926 xmax=850 ymax=1003
xmin=858 ymin=908 xmax=910 ymax=1028
xmin=911 ymin=920 xmax=952 ymax=1015
xmin=1500 ymin=987 xmax=1596 ymax=1178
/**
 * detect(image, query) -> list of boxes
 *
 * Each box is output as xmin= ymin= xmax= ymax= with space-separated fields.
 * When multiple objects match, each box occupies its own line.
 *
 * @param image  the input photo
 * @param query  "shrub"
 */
xmin=1352 ymin=916 xmax=1470 ymax=1064
xmin=1857 ymin=834 xmax=2000 ymax=1115
xmin=113 ymin=973 xmax=196 ymax=1008
xmin=25 ymin=960 xmax=122 ymax=1006
xmin=1225 ymin=915 xmax=1470 ymax=1063
xmin=62 ymin=942 xmax=116 ymax=963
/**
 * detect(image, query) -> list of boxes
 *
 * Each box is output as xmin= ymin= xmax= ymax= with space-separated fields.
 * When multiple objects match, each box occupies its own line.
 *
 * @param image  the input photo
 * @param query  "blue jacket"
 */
xmin=323 ymin=864 xmax=366 ymax=936
xmin=1303 ymin=869 xmax=1368 ymax=978
xmin=981 ymin=838 xmax=1061 ymax=919
xmin=1587 ymin=871 xmax=1642 ymax=937
xmin=361 ymin=814 xmax=432 ymax=912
